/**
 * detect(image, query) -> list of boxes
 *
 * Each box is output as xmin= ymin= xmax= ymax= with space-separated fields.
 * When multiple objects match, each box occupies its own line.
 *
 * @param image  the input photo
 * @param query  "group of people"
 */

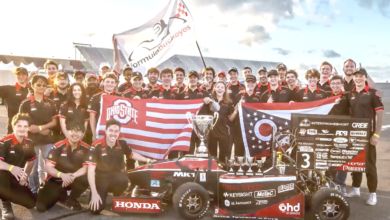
xmin=0 ymin=56 xmax=384 ymax=219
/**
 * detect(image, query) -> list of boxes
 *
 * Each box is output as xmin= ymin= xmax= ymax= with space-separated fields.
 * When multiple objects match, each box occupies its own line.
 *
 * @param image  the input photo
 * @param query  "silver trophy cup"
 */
xmin=236 ymin=157 xmax=245 ymax=175
xmin=246 ymin=157 xmax=254 ymax=176
xmin=227 ymin=159 xmax=235 ymax=175
xmin=186 ymin=112 xmax=219 ymax=157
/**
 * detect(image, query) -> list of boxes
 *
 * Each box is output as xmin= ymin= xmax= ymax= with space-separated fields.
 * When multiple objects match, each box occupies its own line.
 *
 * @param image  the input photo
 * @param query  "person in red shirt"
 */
xmin=173 ymin=67 xmax=186 ymax=93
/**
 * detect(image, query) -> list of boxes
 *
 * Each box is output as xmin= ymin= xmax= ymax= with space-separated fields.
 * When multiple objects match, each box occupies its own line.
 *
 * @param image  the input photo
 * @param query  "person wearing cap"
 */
xmin=98 ymin=62 xmax=112 ymax=83
xmin=200 ymin=66 xmax=215 ymax=93
xmin=118 ymin=64 xmax=133 ymax=92
xmin=255 ymin=67 xmax=269 ymax=96
xmin=344 ymin=68 xmax=384 ymax=206
xmin=88 ymin=73 xmax=122 ymax=142
xmin=123 ymin=72 xmax=149 ymax=99
xmin=0 ymin=67 xmax=30 ymax=134
xmin=145 ymin=67 xmax=161 ymax=90
xmin=84 ymin=72 xmax=101 ymax=101
xmin=73 ymin=71 xmax=85 ymax=85
xmin=149 ymin=68 xmax=180 ymax=100
xmin=276 ymin=63 xmax=288 ymax=86
xmin=173 ymin=67 xmax=186 ymax=93
xmin=341 ymin=59 xmax=378 ymax=92
xmin=217 ymin=71 xmax=227 ymax=83
xmin=294 ymin=69 xmax=328 ymax=102
xmin=242 ymin=67 xmax=253 ymax=79
xmin=227 ymin=67 xmax=245 ymax=100
xmin=318 ymin=61 xmax=333 ymax=92
xmin=260 ymin=70 xmax=294 ymax=103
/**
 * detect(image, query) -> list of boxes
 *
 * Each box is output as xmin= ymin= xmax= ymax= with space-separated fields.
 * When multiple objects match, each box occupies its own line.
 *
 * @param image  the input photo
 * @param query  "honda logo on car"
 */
xmin=307 ymin=129 xmax=317 ymax=135
xmin=333 ymin=137 xmax=348 ymax=143
xmin=330 ymin=148 xmax=341 ymax=155
xmin=254 ymin=189 xmax=276 ymax=198
xmin=278 ymin=183 xmax=294 ymax=193
xmin=173 ymin=172 xmax=195 ymax=177
xmin=335 ymin=130 xmax=348 ymax=136
xmin=350 ymin=131 xmax=367 ymax=137
xmin=279 ymin=203 xmax=300 ymax=215
xmin=113 ymin=199 xmax=161 ymax=212
xmin=352 ymin=123 xmax=368 ymax=128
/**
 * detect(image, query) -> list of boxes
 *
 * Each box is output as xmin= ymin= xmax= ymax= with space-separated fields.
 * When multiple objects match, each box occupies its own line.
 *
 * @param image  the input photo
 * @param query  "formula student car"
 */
xmin=114 ymin=128 xmax=350 ymax=220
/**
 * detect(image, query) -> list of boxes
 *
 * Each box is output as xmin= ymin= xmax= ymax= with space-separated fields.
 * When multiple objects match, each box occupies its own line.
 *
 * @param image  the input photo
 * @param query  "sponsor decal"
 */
xmin=173 ymin=172 xmax=195 ymax=177
xmin=316 ymin=137 xmax=332 ymax=141
xmin=330 ymin=148 xmax=341 ymax=155
xmin=350 ymin=137 xmax=369 ymax=143
xmin=315 ymin=148 xmax=329 ymax=152
xmin=254 ymin=189 xmax=276 ymax=198
xmin=311 ymin=122 xmax=349 ymax=126
xmin=223 ymin=192 xmax=253 ymax=198
xmin=278 ymin=183 xmax=294 ymax=193
xmin=256 ymin=200 xmax=268 ymax=205
xmin=331 ymin=164 xmax=343 ymax=166
xmin=348 ymin=162 xmax=365 ymax=166
xmin=316 ymin=162 xmax=327 ymax=166
xmin=341 ymin=150 xmax=358 ymax=155
xmin=334 ymin=143 xmax=348 ymax=148
xmin=352 ymin=123 xmax=368 ymax=128
xmin=106 ymin=99 xmax=138 ymax=124
xmin=298 ymin=142 xmax=314 ymax=146
xmin=351 ymin=146 xmax=365 ymax=150
xmin=151 ymin=172 xmax=165 ymax=180
xmin=231 ymin=201 xmax=251 ymax=205
xmin=224 ymin=200 xmax=230 ymax=207
xmin=222 ymin=184 xmax=263 ymax=191
xmin=352 ymin=143 xmax=365 ymax=147
xmin=333 ymin=137 xmax=348 ymax=143
xmin=322 ymin=129 xmax=329 ymax=133
xmin=350 ymin=131 xmax=367 ymax=137
xmin=299 ymin=128 xmax=306 ymax=135
xmin=335 ymin=130 xmax=348 ymax=136
xmin=151 ymin=180 xmax=160 ymax=187
xmin=330 ymin=155 xmax=347 ymax=160
xmin=299 ymin=119 xmax=311 ymax=127
xmin=113 ymin=198 xmax=161 ymax=212
xmin=316 ymin=144 xmax=332 ymax=147
xmin=307 ymin=129 xmax=317 ymax=135
xmin=279 ymin=203 xmax=300 ymax=215
xmin=298 ymin=146 xmax=313 ymax=152
xmin=199 ymin=173 xmax=206 ymax=182
xmin=342 ymin=162 xmax=366 ymax=172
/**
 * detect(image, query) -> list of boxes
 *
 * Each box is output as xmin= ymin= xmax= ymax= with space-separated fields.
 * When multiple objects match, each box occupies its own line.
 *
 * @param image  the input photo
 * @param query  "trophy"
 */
xmin=186 ymin=112 xmax=219 ymax=157
xmin=232 ymin=158 xmax=240 ymax=175
xmin=255 ymin=160 xmax=263 ymax=176
xmin=227 ymin=158 xmax=235 ymax=175
xmin=236 ymin=157 xmax=245 ymax=176
xmin=245 ymin=157 xmax=254 ymax=176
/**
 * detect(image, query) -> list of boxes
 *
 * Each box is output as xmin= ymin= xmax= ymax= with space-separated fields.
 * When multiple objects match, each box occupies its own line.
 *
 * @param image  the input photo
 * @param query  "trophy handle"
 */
xmin=186 ymin=112 xmax=193 ymax=125
xmin=212 ymin=112 xmax=219 ymax=127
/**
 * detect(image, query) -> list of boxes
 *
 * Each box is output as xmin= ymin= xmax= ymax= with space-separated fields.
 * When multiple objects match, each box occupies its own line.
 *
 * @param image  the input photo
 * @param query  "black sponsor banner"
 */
xmin=292 ymin=114 xmax=370 ymax=172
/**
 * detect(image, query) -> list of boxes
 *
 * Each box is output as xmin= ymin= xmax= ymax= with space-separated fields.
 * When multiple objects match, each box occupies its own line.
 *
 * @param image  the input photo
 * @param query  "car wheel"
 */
xmin=172 ymin=182 xmax=210 ymax=219
xmin=311 ymin=188 xmax=350 ymax=220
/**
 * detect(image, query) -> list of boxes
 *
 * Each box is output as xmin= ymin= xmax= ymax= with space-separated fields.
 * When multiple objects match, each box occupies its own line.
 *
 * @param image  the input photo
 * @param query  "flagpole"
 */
xmin=196 ymin=41 xmax=207 ymax=68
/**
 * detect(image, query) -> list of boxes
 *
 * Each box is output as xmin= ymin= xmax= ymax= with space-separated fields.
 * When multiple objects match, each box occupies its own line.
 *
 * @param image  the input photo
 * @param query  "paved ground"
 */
xmin=1 ymin=104 xmax=390 ymax=220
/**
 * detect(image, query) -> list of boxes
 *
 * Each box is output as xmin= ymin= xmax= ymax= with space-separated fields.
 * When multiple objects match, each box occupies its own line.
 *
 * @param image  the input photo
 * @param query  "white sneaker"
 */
xmin=366 ymin=193 xmax=377 ymax=206
xmin=340 ymin=186 xmax=347 ymax=196
xmin=345 ymin=187 xmax=360 ymax=197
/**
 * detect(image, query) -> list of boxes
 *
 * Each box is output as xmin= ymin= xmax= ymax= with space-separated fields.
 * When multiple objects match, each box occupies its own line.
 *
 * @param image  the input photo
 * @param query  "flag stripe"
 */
xmin=146 ymin=111 xmax=189 ymax=119
xmin=122 ymin=135 xmax=191 ymax=146
xmin=146 ymin=108 xmax=196 ymax=115
xmin=146 ymin=102 xmax=203 ymax=109
xmin=146 ymin=121 xmax=188 ymax=129
xmin=146 ymin=117 xmax=189 ymax=124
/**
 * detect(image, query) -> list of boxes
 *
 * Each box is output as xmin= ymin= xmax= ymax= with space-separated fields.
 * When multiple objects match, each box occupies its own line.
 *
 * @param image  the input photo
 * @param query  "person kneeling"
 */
xmin=87 ymin=119 xmax=154 ymax=214
xmin=36 ymin=120 xmax=90 ymax=212
xmin=0 ymin=114 xmax=36 ymax=220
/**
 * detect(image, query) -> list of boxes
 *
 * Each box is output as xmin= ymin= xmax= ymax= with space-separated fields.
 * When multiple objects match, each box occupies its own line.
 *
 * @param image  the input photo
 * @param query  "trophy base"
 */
xmin=245 ymin=172 xmax=254 ymax=176
xmin=255 ymin=173 xmax=264 ymax=176
xmin=236 ymin=172 xmax=244 ymax=176
xmin=227 ymin=172 xmax=235 ymax=175
xmin=195 ymin=153 xmax=209 ymax=157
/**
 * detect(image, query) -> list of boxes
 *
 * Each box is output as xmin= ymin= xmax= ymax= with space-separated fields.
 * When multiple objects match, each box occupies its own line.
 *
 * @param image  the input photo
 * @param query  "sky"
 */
xmin=1 ymin=0 xmax=389 ymax=80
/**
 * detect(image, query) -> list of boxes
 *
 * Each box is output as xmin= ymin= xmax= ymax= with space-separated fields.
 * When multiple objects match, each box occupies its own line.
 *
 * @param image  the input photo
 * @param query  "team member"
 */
xmin=98 ymin=63 xmax=111 ymax=83
xmin=118 ymin=64 xmax=133 ymax=92
xmin=217 ymin=71 xmax=227 ymax=83
xmin=209 ymin=82 xmax=236 ymax=161
xmin=123 ymin=72 xmax=149 ymax=99
xmin=260 ymin=70 xmax=294 ymax=103
xmin=36 ymin=120 xmax=90 ymax=212
xmin=201 ymin=66 xmax=215 ymax=93
xmin=173 ymin=67 xmax=186 ymax=93
xmin=276 ymin=63 xmax=287 ymax=86
xmin=242 ymin=67 xmax=252 ymax=79
xmin=285 ymin=70 xmax=300 ymax=91
xmin=328 ymin=75 xmax=349 ymax=116
xmin=145 ymin=67 xmax=161 ymax=90
xmin=48 ymin=72 xmax=69 ymax=142
xmin=45 ymin=60 xmax=59 ymax=88
xmin=73 ymin=71 xmax=85 ymax=85
xmin=87 ymin=119 xmax=154 ymax=214
xmin=345 ymin=68 xmax=384 ymax=206
xmin=88 ymin=73 xmax=122 ymax=142
xmin=0 ymin=114 xmax=36 ymax=220
xmin=0 ymin=67 xmax=30 ymax=134
xmin=295 ymin=69 xmax=328 ymax=102
xmin=19 ymin=75 xmax=57 ymax=196
xmin=149 ymin=69 xmax=179 ymax=99
xmin=84 ymin=72 xmax=101 ymax=101
xmin=318 ymin=61 xmax=332 ymax=91
xmin=59 ymin=83 xmax=89 ymax=140
xmin=255 ymin=67 xmax=269 ymax=96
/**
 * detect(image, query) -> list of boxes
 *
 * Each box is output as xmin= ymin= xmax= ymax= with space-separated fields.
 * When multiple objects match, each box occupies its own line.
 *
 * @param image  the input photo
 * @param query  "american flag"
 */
xmin=239 ymin=97 xmax=337 ymax=158
xmin=97 ymin=95 xmax=203 ymax=159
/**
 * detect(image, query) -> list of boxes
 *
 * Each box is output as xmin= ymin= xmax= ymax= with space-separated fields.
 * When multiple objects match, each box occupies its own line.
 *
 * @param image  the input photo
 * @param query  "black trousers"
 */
xmin=352 ymin=144 xmax=377 ymax=193
xmin=209 ymin=134 xmax=231 ymax=162
xmin=0 ymin=171 xmax=36 ymax=209
xmin=90 ymin=172 xmax=129 ymax=214
xmin=36 ymin=175 xmax=89 ymax=212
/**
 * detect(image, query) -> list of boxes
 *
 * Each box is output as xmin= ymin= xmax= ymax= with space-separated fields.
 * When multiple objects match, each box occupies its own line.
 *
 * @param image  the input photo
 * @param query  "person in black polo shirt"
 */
xmin=59 ymin=83 xmax=89 ymax=141
xmin=342 ymin=59 xmax=356 ymax=92
xmin=318 ymin=61 xmax=332 ymax=91
xmin=260 ymin=70 xmax=294 ymax=103
xmin=276 ymin=63 xmax=288 ymax=86
xmin=87 ymin=119 xmax=154 ymax=214
xmin=200 ymin=66 xmax=215 ymax=93
xmin=73 ymin=71 xmax=85 ymax=85
xmin=19 ymin=75 xmax=57 ymax=196
xmin=173 ymin=67 xmax=186 ymax=93
xmin=209 ymin=82 xmax=236 ymax=161
xmin=0 ymin=67 xmax=30 ymax=134
xmin=344 ymin=68 xmax=384 ymax=206
xmin=149 ymin=68 xmax=179 ymax=100
xmin=123 ymin=72 xmax=150 ymax=99
xmin=255 ymin=67 xmax=269 ymax=96
xmin=241 ymin=67 xmax=252 ymax=80
xmin=295 ymin=69 xmax=328 ymax=102
xmin=84 ymin=72 xmax=101 ymax=101
xmin=36 ymin=120 xmax=90 ymax=212
xmin=328 ymin=75 xmax=349 ymax=116
xmin=88 ymin=73 xmax=122 ymax=142
xmin=118 ymin=64 xmax=133 ymax=92
xmin=0 ymin=114 xmax=36 ymax=220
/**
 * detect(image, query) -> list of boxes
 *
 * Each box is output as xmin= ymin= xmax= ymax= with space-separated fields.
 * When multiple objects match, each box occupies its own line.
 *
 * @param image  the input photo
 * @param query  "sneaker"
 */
xmin=345 ymin=187 xmax=360 ymax=198
xmin=366 ymin=193 xmax=377 ymax=206
xmin=340 ymin=186 xmax=347 ymax=196
xmin=65 ymin=198 xmax=82 ymax=211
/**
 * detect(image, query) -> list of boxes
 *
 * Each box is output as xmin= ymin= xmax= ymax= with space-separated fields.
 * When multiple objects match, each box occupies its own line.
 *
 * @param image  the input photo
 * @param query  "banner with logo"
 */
xmin=96 ymin=95 xmax=203 ymax=159
xmin=292 ymin=114 xmax=370 ymax=172
xmin=115 ymin=0 xmax=196 ymax=71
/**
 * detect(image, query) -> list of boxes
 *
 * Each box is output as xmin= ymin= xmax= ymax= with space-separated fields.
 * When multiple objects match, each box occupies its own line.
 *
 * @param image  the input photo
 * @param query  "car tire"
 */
xmin=311 ymin=188 xmax=350 ymax=220
xmin=172 ymin=182 xmax=210 ymax=219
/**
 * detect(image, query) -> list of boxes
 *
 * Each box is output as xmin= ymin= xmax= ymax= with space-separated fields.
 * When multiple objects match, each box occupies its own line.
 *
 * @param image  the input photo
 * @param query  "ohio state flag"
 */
xmin=115 ymin=0 xmax=196 ymax=71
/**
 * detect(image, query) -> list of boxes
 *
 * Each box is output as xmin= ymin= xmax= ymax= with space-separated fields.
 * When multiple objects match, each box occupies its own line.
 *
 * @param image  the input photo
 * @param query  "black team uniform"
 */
xmin=0 ymin=83 xmax=30 ymax=134
xmin=48 ymin=89 xmax=68 ymax=142
xmin=85 ymin=87 xmax=101 ymax=144
xmin=317 ymin=80 xmax=332 ymax=92
xmin=36 ymin=139 xmax=90 ymax=212
xmin=87 ymin=137 xmax=132 ymax=214
xmin=294 ymin=86 xmax=328 ymax=102
xmin=259 ymin=84 xmax=294 ymax=103
xmin=0 ymin=134 xmax=36 ymax=210
xmin=118 ymin=82 xmax=132 ymax=93
xmin=173 ymin=84 xmax=186 ymax=93
xmin=328 ymin=91 xmax=350 ymax=115
xmin=255 ymin=83 xmax=269 ymax=96
xmin=227 ymin=81 xmax=245 ymax=157
xmin=59 ymin=102 xmax=90 ymax=140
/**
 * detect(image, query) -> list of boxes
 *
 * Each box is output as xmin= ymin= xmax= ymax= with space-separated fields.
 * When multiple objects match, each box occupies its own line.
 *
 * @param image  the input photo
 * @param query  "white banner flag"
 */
xmin=115 ymin=0 xmax=196 ymax=71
